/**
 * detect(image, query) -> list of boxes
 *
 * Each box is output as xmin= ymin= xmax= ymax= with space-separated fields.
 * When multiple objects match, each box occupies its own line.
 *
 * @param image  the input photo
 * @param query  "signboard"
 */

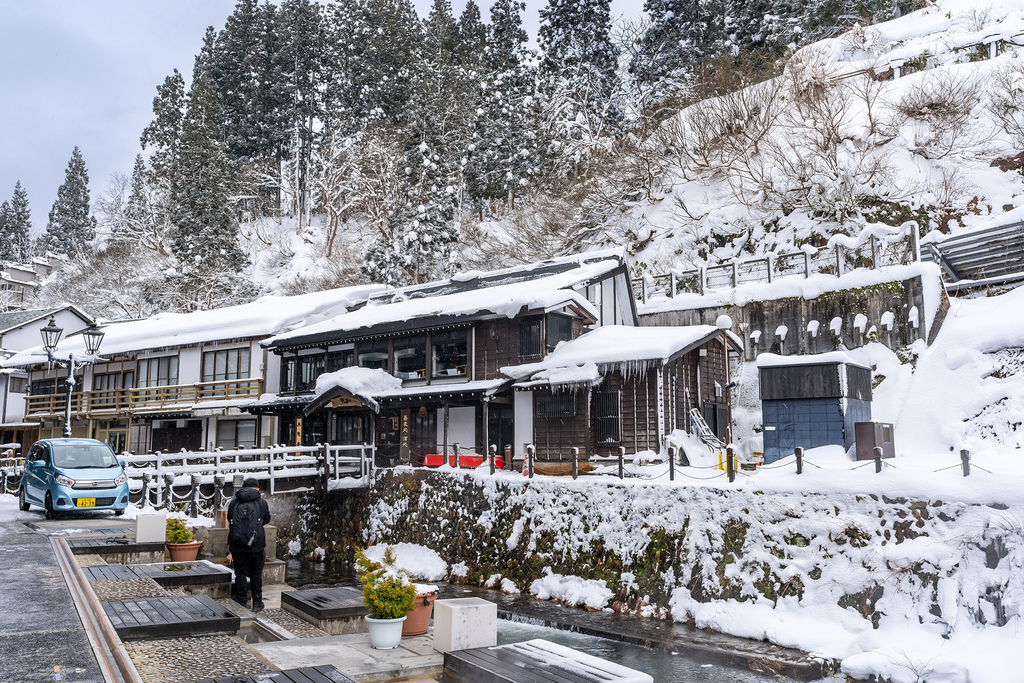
xmin=295 ymin=417 xmax=303 ymax=446
xmin=330 ymin=396 xmax=363 ymax=409
xmin=400 ymin=410 xmax=411 ymax=462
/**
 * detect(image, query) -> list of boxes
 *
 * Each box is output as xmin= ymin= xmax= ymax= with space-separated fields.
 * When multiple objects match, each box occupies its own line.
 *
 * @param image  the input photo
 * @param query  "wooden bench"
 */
xmin=67 ymin=536 xmax=164 ymax=564
xmin=444 ymin=639 xmax=653 ymax=683
xmin=102 ymin=595 xmax=239 ymax=640
xmin=280 ymin=587 xmax=368 ymax=635
xmin=196 ymin=665 xmax=356 ymax=683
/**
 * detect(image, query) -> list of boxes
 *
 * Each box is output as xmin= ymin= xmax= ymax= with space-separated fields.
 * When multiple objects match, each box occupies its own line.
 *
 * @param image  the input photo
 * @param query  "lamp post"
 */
xmin=39 ymin=316 xmax=104 ymax=439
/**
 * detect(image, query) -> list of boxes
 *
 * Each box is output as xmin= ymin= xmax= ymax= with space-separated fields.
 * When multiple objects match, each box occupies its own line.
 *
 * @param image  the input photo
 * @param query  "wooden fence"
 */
xmin=632 ymin=222 xmax=920 ymax=304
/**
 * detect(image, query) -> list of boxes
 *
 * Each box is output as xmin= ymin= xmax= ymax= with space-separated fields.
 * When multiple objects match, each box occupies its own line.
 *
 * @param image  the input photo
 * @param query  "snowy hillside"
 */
xmin=595 ymin=0 xmax=1024 ymax=275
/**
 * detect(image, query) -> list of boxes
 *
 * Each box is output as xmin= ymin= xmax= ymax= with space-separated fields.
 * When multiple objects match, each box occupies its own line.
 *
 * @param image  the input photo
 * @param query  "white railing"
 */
xmin=122 ymin=443 xmax=374 ymax=497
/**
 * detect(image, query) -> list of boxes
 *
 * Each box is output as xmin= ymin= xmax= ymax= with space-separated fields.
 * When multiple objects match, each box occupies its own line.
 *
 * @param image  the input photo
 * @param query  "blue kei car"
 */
xmin=19 ymin=438 xmax=129 ymax=518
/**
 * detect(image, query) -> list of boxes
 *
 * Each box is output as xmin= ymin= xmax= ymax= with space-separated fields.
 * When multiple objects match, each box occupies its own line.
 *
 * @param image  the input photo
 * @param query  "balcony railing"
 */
xmin=24 ymin=378 xmax=264 ymax=417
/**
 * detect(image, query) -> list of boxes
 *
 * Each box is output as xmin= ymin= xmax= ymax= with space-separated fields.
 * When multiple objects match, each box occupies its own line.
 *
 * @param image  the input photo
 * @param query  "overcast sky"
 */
xmin=0 ymin=1 xmax=642 ymax=236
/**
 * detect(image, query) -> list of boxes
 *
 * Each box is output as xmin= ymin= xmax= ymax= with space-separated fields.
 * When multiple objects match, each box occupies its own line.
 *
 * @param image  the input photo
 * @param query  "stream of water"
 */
xmin=284 ymin=559 xmax=804 ymax=682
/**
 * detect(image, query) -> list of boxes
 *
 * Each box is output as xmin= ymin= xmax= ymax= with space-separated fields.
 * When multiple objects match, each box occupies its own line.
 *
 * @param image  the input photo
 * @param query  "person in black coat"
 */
xmin=226 ymin=477 xmax=272 ymax=612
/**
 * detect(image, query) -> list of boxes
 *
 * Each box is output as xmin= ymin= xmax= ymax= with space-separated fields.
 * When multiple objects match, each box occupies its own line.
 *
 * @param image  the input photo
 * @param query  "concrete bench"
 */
xmin=433 ymin=597 xmax=497 ymax=653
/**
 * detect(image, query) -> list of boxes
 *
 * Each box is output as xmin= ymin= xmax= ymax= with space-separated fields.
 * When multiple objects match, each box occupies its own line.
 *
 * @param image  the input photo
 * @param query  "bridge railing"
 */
xmin=122 ymin=443 xmax=373 ymax=497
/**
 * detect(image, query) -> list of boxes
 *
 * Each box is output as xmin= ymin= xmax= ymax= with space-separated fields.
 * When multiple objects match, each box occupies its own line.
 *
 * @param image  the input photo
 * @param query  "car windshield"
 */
xmin=51 ymin=443 xmax=119 ymax=469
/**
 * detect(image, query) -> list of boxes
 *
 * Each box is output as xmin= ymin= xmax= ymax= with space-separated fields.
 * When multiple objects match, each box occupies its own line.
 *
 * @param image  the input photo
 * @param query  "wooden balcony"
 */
xmin=24 ymin=378 xmax=264 ymax=418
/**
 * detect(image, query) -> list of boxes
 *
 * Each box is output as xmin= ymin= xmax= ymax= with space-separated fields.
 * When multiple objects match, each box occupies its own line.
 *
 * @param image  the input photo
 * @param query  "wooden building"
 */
xmin=758 ymin=353 xmax=872 ymax=463
xmin=246 ymin=250 xmax=739 ymax=465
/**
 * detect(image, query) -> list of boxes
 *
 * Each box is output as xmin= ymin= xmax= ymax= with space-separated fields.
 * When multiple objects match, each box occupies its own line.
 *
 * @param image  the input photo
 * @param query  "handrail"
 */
xmin=122 ymin=443 xmax=374 ymax=494
xmin=24 ymin=378 xmax=264 ymax=416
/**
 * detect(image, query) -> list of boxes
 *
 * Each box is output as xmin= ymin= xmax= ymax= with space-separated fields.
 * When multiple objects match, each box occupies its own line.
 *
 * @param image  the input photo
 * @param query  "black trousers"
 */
xmin=232 ymin=551 xmax=265 ymax=606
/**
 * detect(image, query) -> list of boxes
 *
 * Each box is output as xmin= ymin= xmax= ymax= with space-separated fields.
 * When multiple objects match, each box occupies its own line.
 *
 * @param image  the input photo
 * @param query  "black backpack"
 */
xmin=229 ymin=499 xmax=263 ymax=548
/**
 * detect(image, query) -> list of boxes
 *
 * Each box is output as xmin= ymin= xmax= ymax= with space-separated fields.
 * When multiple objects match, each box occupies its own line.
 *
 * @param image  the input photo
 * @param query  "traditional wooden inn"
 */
xmin=245 ymin=250 xmax=740 ymax=465
xmin=3 ymin=286 xmax=383 ymax=453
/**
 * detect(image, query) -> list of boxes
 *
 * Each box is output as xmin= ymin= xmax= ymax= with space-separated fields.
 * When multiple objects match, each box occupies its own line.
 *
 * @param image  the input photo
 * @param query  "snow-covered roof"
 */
xmin=505 ymin=325 xmax=735 ymax=388
xmin=756 ymin=351 xmax=871 ymax=370
xmin=267 ymin=252 xmax=626 ymax=349
xmin=2 ymin=285 xmax=385 ymax=367
xmin=305 ymin=367 xmax=508 ymax=413
xmin=0 ymin=305 xmax=94 ymax=336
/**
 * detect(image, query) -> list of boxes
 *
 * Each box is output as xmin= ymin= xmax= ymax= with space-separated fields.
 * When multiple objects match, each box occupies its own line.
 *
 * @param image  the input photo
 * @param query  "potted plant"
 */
xmin=356 ymin=546 xmax=416 ymax=649
xmin=402 ymin=583 xmax=439 ymax=636
xmin=165 ymin=517 xmax=202 ymax=562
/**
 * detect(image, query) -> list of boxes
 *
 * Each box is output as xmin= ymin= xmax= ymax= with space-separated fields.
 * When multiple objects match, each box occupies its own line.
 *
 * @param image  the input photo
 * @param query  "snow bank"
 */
xmin=363 ymin=542 xmax=447 ymax=581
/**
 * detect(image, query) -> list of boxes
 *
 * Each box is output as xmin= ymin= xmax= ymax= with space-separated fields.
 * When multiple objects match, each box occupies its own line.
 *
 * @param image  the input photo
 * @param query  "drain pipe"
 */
xmin=51 ymin=537 xmax=144 ymax=683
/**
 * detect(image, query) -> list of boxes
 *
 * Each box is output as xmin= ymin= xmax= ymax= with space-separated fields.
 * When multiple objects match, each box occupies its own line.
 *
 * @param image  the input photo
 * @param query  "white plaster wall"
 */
xmin=178 ymin=347 xmax=201 ymax=384
xmin=436 ymin=406 xmax=476 ymax=452
xmin=1 ymin=309 xmax=90 ymax=351
xmin=514 ymin=391 xmax=534 ymax=457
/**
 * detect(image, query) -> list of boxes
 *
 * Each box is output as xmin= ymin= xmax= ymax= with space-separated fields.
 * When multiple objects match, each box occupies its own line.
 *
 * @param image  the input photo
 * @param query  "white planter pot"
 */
xmin=365 ymin=615 xmax=407 ymax=649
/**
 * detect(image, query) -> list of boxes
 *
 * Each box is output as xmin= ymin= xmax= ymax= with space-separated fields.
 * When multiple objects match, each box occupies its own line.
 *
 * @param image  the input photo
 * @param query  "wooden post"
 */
xmin=504 ymin=445 xmax=512 ymax=471
xmin=618 ymin=446 xmax=625 ymax=480
xmin=698 ymin=266 xmax=706 ymax=295
xmin=571 ymin=447 xmax=578 ymax=480
xmin=766 ymin=255 xmax=773 ymax=283
xmin=669 ymin=272 xmax=676 ymax=298
xmin=489 ymin=444 xmax=497 ymax=475
xmin=836 ymin=244 xmax=844 ymax=277
xmin=870 ymin=234 xmax=878 ymax=268
xmin=731 ymin=261 xmax=738 ymax=287
xmin=874 ymin=446 xmax=883 ymax=473
xmin=803 ymin=251 xmax=810 ymax=278
xmin=189 ymin=473 xmax=200 ymax=518
xmin=961 ymin=449 xmax=970 ymax=477
xmin=668 ymin=446 xmax=675 ymax=481
xmin=726 ymin=446 xmax=735 ymax=483
xmin=213 ymin=475 xmax=225 ymax=527
xmin=453 ymin=442 xmax=459 ymax=469
xmin=142 ymin=471 xmax=153 ymax=508
xmin=795 ymin=446 xmax=803 ymax=475
xmin=321 ymin=442 xmax=331 ymax=487
xmin=443 ymin=402 xmax=450 ymax=459
xmin=527 ymin=444 xmax=535 ymax=478
xmin=162 ymin=473 xmax=174 ymax=510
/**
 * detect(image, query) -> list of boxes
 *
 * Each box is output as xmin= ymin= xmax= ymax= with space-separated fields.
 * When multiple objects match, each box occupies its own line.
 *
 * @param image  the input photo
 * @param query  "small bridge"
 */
xmin=0 ymin=444 xmax=374 ymax=515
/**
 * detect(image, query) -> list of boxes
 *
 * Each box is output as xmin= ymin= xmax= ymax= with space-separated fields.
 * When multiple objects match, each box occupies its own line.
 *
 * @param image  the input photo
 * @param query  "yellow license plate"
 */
xmin=76 ymin=498 xmax=96 ymax=507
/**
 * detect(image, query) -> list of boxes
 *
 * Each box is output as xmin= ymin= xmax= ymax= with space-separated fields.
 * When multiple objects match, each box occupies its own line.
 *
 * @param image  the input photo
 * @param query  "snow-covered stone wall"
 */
xmin=357 ymin=469 xmax=1022 ymax=671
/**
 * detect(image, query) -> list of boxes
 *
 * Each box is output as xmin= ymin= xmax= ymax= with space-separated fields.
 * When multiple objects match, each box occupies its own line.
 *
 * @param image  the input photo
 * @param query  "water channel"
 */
xmin=285 ymin=559 xmax=821 ymax=682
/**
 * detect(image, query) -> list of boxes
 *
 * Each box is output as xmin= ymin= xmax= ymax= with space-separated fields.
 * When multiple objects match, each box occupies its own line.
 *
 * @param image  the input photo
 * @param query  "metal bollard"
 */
xmin=726 ymin=446 xmax=735 ymax=483
xmin=668 ymin=447 xmax=675 ymax=481
xmin=961 ymin=449 xmax=971 ymax=477
xmin=453 ymin=443 xmax=460 ymax=469
xmin=142 ymin=471 xmax=153 ymax=507
xmin=874 ymin=446 xmax=883 ymax=474
xmin=571 ymin=447 xmax=579 ymax=480
xmin=504 ymin=445 xmax=512 ymax=471
xmin=163 ymin=473 xmax=175 ymax=510
xmin=189 ymin=473 xmax=201 ymax=518
xmin=233 ymin=473 xmax=244 ymax=492
xmin=527 ymin=445 xmax=535 ymax=478
xmin=618 ymin=446 xmax=625 ymax=480
xmin=489 ymin=445 xmax=497 ymax=475
xmin=795 ymin=446 xmax=803 ymax=475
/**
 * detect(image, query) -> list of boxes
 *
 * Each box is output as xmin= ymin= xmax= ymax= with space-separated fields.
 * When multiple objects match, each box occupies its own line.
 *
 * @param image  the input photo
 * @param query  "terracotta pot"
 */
xmin=166 ymin=541 xmax=202 ymax=561
xmin=402 ymin=592 xmax=437 ymax=636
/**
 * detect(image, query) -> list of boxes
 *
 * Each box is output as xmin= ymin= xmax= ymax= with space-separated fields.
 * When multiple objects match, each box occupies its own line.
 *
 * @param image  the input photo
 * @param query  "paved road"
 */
xmin=0 ymin=494 xmax=115 ymax=683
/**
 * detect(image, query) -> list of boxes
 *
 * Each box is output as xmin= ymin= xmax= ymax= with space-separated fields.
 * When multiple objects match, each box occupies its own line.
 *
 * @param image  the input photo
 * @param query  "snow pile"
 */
xmin=363 ymin=542 xmax=447 ymax=581
xmin=530 ymin=568 xmax=614 ymax=610
xmin=884 ymin=285 xmax=1024 ymax=457
xmin=313 ymin=367 xmax=402 ymax=411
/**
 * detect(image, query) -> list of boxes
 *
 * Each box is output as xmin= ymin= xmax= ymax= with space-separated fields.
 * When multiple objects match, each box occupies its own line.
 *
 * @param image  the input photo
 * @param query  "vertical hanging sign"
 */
xmin=400 ymin=409 xmax=411 ymax=463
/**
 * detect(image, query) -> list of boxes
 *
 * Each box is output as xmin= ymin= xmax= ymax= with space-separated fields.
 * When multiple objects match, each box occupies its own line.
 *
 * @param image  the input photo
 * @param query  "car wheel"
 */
xmin=19 ymin=487 xmax=30 ymax=512
xmin=44 ymin=492 xmax=54 ymax=520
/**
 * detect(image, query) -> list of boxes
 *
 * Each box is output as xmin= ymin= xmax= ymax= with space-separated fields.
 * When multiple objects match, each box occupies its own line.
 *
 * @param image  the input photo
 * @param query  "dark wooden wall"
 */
xmin=473 ymin=319 xmax=519 ymax=381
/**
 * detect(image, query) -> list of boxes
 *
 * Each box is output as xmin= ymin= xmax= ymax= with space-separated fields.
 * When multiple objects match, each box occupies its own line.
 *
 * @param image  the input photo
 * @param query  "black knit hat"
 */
xmin=242 ymin=477 xmax=259 ymax=489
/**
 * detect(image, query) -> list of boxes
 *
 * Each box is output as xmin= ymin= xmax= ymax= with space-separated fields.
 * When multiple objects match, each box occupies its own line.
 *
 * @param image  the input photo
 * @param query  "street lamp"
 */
xmin=39 ymin=316 xmax=105 ymax=439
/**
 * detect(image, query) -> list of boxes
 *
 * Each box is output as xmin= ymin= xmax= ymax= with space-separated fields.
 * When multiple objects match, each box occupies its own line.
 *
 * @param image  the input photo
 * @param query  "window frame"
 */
xmin=519 ymin=317 xmax=543 ymax=360
xmin=431 ymin=329 xmax=468 ymax=379
xmin=202 ymin=347 xmax=251 ymax=384
xmin=594 ymin=391 xmax=621 ymax=444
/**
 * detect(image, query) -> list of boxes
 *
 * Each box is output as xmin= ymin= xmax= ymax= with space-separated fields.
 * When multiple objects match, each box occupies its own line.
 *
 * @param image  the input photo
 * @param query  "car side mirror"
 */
xmin=31 ymin=460 xmax=46 ymax=469
xmin=118 ymin=459 xmax=126 ymax=469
